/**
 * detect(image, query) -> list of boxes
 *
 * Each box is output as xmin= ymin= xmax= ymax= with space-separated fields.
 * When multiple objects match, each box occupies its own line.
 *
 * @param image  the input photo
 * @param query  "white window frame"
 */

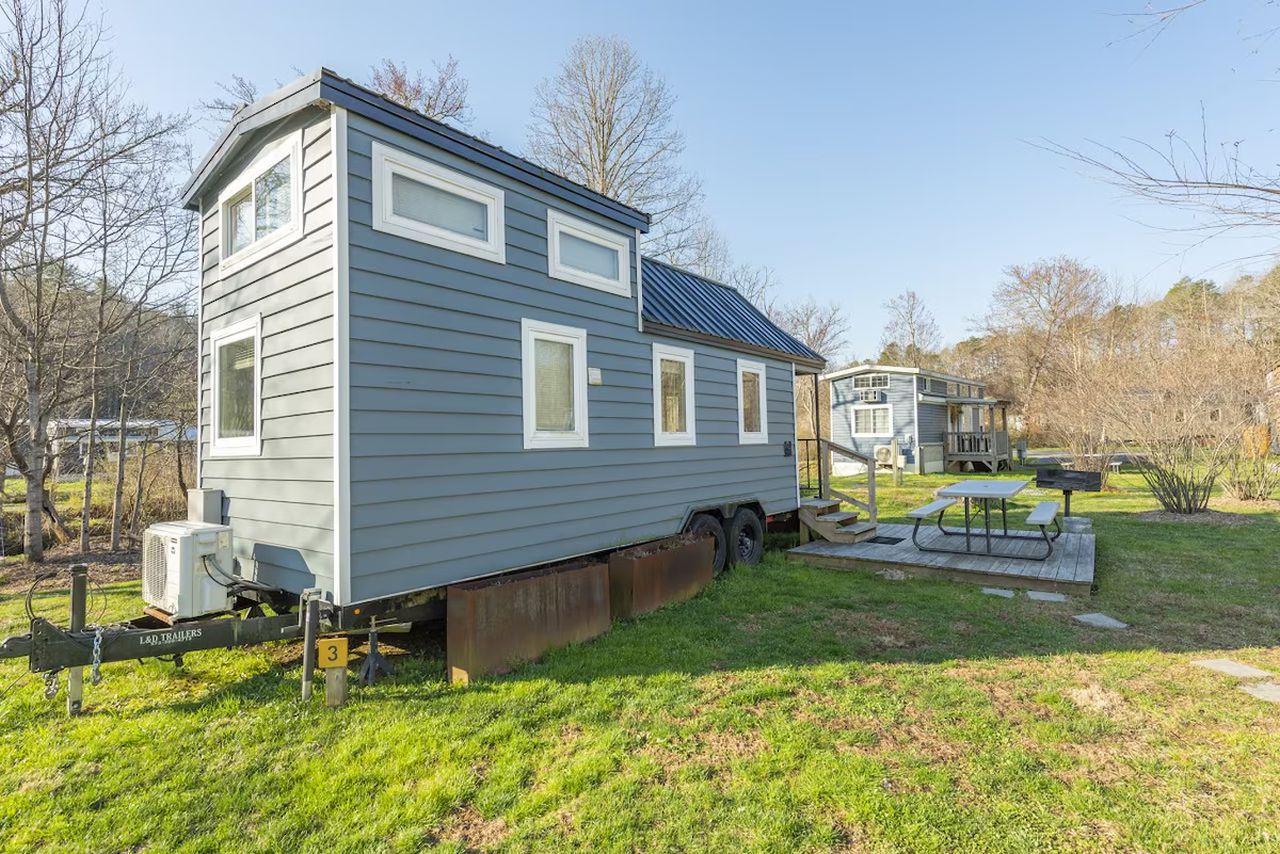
xmin=852 ymin=373 xmax=889 ymax=389
xmin=652 ymin=343 xmax=696 ymax=447
xmin=218 ymin=131 xmax=304 ymax=275
xmin=208 ymin=315 xmax=262 ymax=457
xmin=850 ymin=403 xmax=894 ymax=438
xmin=522 ymin=318 xmax=589 ymax=449
xmin=370 ymin=140 xmax=506 ymax=264
xmin=737 ymin=359 xmax=768 ymax=444
xmin=547 ymin=209 xmax=631 ymax=296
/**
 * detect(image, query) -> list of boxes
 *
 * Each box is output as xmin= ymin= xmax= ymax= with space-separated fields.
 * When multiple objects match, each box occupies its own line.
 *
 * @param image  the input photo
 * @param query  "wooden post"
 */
xmin=891 ymin=437 xmax=903 ymax=486
xmin=325 ymin=666 xmax=349 ymax=707
xmin=317 ymin=636 xmax=350 ymax=708
xmin=987 ymin=404 xmax=997 ymax=473
xmin=301 ymin=598 xmax=319 ymax=702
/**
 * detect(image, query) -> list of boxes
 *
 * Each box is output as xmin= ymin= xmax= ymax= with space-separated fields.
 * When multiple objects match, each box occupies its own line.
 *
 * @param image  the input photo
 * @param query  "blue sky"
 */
xmin=105 ymin=1 xmax=1280 ymax=358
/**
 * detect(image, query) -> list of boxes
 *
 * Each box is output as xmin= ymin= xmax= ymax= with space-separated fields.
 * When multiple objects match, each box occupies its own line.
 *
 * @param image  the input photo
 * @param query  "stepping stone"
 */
xmin=1240 ymin=683 xmax=1280 ymax=703
xmin=982 ymin=587 xmax=1015 ymax=598
xmin=1027 ymin=591 xmax=1067 ymax=603
xmin=1073 ymin=612 xmax=1128 ymax=630
xmin=877 ymin=568 xmax=909 ymax=581
xmin=1193 ymin=659 xmax=1273 ymax=679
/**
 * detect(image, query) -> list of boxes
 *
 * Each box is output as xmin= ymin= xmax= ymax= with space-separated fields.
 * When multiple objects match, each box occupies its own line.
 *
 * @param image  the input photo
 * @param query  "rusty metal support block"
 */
xmin=446 ymin=561 xmax=609 ymax=685
xmin=608 ymin=536 xmax=714 ymax=620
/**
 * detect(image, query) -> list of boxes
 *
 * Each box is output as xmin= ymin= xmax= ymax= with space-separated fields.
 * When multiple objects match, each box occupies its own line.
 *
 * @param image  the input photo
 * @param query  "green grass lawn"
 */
xmin=1 ymin=472 xmax=1279 ymax=852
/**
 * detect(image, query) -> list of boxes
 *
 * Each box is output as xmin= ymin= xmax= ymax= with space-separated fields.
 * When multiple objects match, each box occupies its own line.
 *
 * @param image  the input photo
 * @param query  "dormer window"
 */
xmin=218 ymin=131 xmax=304 ymax=272
xmin=547 ymin=210 xmax=631 ymax=296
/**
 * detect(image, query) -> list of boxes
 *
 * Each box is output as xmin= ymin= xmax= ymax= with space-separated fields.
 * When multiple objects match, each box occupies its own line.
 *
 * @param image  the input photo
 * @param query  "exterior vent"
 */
xmin=142 ymin=529 xmax=169 ymax=609
xmin=858 ymin=389 xmax=882 ymax=403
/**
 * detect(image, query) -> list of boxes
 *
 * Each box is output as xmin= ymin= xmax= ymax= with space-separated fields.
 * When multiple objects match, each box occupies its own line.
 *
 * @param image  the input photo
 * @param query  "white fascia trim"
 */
xmin=635 ymin=228 xmax=643 ymax=332
xmin=217 ymin=130 xmax=305 ymax=275
xmin=850 ymin=403 xmax=894 ymax=438
xmin=207 ymin=314 xmax=263 ymax=458
xmin=792 ymin=362 xmax=800 ymax=509
xmin=547 ymin=209 xmax=631 ymax=297
xmin=370 ymin=140 xmax=506 ymax=264
xmin=737 ymin=358 xmax=769 ymax=444
xmin=652 ymin=342 xmax=696 ymax=447
xmin=330 ymin=105 xmax=351 ymax=607
xmin=522 ymin=318 xmax=590 ymax=450
xmin=196 ymin=197 xmax=204 ymax=488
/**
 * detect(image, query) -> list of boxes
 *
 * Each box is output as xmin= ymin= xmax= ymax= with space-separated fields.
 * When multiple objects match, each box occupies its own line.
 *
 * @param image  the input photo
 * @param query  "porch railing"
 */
xmin=946 ymin=430 xmax=1010 ymax=457
xmin=797 ymin=437 xmax=877 ymax=525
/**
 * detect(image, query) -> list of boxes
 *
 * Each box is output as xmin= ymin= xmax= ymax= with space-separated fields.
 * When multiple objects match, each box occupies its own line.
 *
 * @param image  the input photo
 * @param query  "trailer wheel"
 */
xmin=727 ymin=508 xmax=765 ymax=567
xmin=686 ymin=513 xmax=728 ymax=576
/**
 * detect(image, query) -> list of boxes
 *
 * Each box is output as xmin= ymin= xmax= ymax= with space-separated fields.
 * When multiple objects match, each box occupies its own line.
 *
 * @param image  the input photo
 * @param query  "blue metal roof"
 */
xmin=641 ymin=258 xmax=825 ymax=367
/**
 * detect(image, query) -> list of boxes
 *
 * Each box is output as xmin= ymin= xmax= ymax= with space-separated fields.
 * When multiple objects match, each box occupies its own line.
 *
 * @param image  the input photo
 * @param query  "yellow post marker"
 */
xmin=317 ymin=637 xmax=349 ymax=708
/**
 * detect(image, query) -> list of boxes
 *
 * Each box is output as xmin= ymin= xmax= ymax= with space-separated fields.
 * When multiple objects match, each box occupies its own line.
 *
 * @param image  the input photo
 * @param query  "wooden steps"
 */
xmin=799 ymin=498 xmax=878 ymax=545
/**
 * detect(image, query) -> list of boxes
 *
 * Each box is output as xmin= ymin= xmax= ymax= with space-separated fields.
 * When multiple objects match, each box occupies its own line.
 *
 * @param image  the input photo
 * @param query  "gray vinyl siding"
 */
xmin=830 ymin=373 xmax=918 ymax=463
xmin=197 ymin=107 xmax=335 ymax=596
xmin=917 ymin=401 xmax=948 ymax=444
xmin=343 ymin=113 xmax=797 ymax=603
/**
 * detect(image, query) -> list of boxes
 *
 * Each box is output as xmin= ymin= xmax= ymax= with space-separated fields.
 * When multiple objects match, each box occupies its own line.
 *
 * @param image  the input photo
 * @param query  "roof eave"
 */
xmin=643 ymin=320 xmax=826 ymax=372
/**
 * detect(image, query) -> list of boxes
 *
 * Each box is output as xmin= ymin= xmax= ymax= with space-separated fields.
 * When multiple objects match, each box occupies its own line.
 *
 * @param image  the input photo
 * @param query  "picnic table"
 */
xmin=936 ymin=478 xmax=1029 ymax=554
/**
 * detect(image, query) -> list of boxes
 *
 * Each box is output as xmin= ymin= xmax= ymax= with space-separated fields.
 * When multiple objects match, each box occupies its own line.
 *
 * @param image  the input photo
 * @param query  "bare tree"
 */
xmin=0 ymin=0 xmax=187 ymax=560
xmin=979 ymin=257 xmax=1110 ymax=432
xmin=527 ymin=36 xmax=704 ymax=260
xmin=369 ymin=56 xmax=470 ymax=125
xmin=880 ymin=289 xmax=940 ymax=368
xmin=196 ymin=73 xmax=260 ymax=127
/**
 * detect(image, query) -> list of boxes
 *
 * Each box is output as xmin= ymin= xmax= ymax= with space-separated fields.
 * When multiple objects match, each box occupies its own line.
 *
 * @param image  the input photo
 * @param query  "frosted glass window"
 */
xmin=391 ymin=171 xmax=488 ymax=240
xmin=534 ymin=338 xmax=575 ymax=432
xmin=660 ymin=359 xmax=687 ymax=433
xmin=560 ymin=232 xmax=619 ymax=280
xmin=742 ymin=372 xmax=761 ymax=434
xmin=217 ymin=337 xmax=256 ymax=438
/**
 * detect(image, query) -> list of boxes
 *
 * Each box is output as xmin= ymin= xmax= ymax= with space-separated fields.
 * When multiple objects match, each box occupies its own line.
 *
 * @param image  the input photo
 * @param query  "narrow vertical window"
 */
xmin=653 ymin=343 xmax=695 ymax=446
xmin=209 ymin=316 xmax=262 ymax=456
xmin=522 ymin=319 xmax=589 ymax=449
xmin=737 ymin=359 xmax=768 ymax=444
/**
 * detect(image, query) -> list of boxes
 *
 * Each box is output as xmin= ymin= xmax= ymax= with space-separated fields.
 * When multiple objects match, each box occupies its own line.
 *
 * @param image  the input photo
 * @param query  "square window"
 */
xmin=653 ymin=344 xmax=695 ymax=446
xmin=737 ymin=359 xmax=768 ymax=444
xmin=851 ymin=405 xmax=892 ymax=436
xmin=371 ymin=141 xmax=505 ymax=263
xmin=522 ymin=319 xmax=588 ymax=449
xmin=209 ymin=316 xmax=261 ymax=456
xmin=218 ymin=132 xmax=303 ymax=273
xmin=547 ymin=210 xmax=630 ymax=296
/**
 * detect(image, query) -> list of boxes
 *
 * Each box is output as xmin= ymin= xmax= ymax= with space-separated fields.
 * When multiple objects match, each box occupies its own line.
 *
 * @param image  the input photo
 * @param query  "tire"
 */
xmin=686 ymin=513 xmax=728 ymax=576
xmin=726 ymin=508 xmax=765 ymax=567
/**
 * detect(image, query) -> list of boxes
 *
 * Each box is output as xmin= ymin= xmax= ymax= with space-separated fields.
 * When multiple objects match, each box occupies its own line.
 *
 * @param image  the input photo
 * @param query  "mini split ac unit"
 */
xmin=142 ymin=521 xmax=236 ymax=620
xmin=873 ymin=444 xmax=906 ymax=469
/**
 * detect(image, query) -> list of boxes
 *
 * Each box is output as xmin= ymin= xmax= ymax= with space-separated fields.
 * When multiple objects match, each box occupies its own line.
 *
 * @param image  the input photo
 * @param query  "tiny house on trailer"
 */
xmin=181 ymin=69 xmax=824 ymax=611
xmin=824 ymin=365 xmax=1010 ymax=474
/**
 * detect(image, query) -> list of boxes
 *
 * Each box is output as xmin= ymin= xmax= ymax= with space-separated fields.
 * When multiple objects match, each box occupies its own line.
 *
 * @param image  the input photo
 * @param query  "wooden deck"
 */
xmin=788 ymin=522 xmax=1095 ymax=593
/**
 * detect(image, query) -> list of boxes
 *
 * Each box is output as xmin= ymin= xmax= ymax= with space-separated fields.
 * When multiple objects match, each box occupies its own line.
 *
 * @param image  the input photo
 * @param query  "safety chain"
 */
xmin=43 ymin=671 xmax=58 ymax=699
xmin=90 ymin=627 xmax=104 ymax=686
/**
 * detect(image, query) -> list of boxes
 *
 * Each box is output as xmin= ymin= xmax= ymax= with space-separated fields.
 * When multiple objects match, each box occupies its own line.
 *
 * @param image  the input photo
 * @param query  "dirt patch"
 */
xmin=821 ymin=610 xmax=920 ymax=650
xmin=0 ymin=542 xmax=139 ymax=593
xmin=1133 ymin=509 xmax=1254 ymax=527
xmin=438 ymin=806 xmax=508 ymax=852
xmin=1066 ymin=684 xmax=1129 ymax=718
